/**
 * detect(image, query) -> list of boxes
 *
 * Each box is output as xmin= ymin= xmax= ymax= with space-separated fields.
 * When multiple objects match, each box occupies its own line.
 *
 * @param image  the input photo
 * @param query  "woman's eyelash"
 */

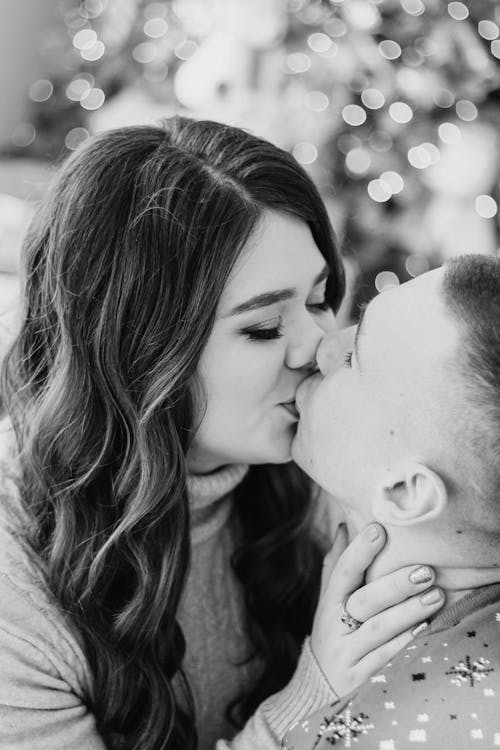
xmin=308 ymin=300 xmax=331 ymax=312
xmin=243 ymin=323 xmax=284 ymax=342
xmin=344 ymin=351 xmax=353 ymax=368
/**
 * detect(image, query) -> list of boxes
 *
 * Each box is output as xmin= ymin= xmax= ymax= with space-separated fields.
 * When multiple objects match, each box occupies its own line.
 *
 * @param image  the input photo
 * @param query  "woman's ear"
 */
xmin=373 ymin=463 xmax=448 ymax=526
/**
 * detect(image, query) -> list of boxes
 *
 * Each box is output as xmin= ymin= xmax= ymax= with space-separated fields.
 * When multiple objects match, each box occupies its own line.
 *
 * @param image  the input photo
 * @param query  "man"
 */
xmin=286 ymin=254 xmax=500 ymax=749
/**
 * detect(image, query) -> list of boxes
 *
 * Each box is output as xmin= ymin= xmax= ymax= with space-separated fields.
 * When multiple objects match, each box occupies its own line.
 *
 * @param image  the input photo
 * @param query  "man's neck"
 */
xmin=346 ymin=520 xmax=500 ymax=614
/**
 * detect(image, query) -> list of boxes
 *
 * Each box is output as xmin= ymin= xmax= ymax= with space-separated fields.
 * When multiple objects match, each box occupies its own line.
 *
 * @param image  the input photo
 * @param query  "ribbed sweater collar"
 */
xmin=428 ymin=582 xmax=500 ymax=634
xmin=186 ymin=463 xmax=248 ymax=545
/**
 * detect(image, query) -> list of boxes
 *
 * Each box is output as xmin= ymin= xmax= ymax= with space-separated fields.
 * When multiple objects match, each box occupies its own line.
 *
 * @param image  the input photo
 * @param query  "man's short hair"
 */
xmin=442 ymin=254 xmax=500 ymax=507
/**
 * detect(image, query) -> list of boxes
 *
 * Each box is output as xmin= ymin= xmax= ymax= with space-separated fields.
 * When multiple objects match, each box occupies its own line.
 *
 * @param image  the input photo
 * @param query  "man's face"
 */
xmin=292 ymin=268 xmax=461 ymax=528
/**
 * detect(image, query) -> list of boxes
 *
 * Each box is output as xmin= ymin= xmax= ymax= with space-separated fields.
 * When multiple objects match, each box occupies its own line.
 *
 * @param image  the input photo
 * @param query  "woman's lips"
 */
xmin=280 ymin=400 xmax=299 ymax=419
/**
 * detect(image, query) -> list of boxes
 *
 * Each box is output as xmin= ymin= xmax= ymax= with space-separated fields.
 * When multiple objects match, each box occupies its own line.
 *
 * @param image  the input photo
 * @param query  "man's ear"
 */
xmin=372 ymin=463 xmax=448 ymax=526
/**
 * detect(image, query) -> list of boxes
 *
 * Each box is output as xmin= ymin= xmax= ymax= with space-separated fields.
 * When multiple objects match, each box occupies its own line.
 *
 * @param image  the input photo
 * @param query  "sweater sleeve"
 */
xmin=0 ymin=572 xmax=107 ymax=750
xmin=215 ymin=638 xmax=340 ymax=750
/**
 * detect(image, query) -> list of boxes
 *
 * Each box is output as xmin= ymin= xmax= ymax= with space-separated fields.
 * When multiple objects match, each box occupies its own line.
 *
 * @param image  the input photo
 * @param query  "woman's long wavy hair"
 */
xmin=1 ymin=117 xmax=345 ymax=749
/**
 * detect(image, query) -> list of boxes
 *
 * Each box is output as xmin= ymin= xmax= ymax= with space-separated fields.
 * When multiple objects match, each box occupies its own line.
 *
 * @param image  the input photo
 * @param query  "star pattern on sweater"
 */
xmin=445 ymin=655 xmax=493 ymax=687
xmin=313 ymin=708 xmax=374 ymax=747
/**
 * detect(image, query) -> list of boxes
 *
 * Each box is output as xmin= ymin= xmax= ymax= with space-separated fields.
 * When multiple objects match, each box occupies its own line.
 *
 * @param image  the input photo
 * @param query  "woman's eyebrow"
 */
xmin=225 ymin=265 xmax=330 ymax=318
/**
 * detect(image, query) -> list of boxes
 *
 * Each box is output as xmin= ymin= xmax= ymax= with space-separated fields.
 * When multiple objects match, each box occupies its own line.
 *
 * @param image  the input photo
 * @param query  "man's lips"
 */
xmin=280 ymin=400 xmax=300 ymax=419
xmin=295 ymin=372 xmax=322 ymax=413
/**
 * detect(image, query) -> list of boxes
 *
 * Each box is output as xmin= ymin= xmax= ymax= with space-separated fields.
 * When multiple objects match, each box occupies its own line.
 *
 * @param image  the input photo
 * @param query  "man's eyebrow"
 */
xmin=225 ymin=264 xmax=330 ymax=318
xmin=354 ymin=303 xmax=368 ymax=366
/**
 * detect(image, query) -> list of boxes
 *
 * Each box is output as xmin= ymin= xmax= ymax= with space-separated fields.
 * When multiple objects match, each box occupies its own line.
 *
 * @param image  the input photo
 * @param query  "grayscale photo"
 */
xmin=0 ymin=1 xmax=499 ymax=748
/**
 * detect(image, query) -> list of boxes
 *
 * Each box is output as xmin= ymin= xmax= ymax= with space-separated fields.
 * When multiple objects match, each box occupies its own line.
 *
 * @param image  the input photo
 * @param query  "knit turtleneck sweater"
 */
xmin=179 ymin=463 xmax=254 ymax=749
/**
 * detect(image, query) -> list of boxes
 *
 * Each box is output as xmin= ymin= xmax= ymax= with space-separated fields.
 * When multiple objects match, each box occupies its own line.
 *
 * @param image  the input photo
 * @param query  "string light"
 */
xmin=475 ymin=195 xmax=498 ymax=218
xmin=401 ymin=0 xmax=425 ymax=17
xmin=369 ymin=131 xmax=393 ymax=152
xmin=305 ymin=91 xmax=329 ymax=111
xmin=406 ymin=254 xmax=430 ymax=277
xmin=144 ymin=2 xmax=167 ymax=19
xmin=133 ymin=42 xmax=158 ymax=63
xmin=73 ymin=29 xmax=98 ymax=50
xmin=65 ymin=127 xmax=90 ymax=150
xmin=438 ymin=122 xmax=461 ymax=144
xmin=478 ymin=20 xmax=499 ymax=41
xmin=11 ymin=123 xmax=36 ymax=148
xmin=381 ymin=171 xmax=404 ymax=194
xmin=375 ymin=271 xmax=400 ymax=292
xmin=174 ymin=40 xmax=197 ymax=61
xmin=287 ymin=53 xmax=312 ymax=73
xmin=361 ymin=88 xmax=385 ymax=109
xmin=143 ymin=17 xmax=169 ymax=38
xmin=447 ymin=2 xmax=469 ymax=21
xmin=389 ymin=102 xmax=413 ymax=123
xmin=491 ymin=40 xmax=500 ymax=59
xmin=342 ymin=104 xmax=367 ymax=126
xmin=433 ymin=88 xmax=454 ymax=108
xmin=379 ymin=40 xmax=402 ymax=60
xmin=368 ymin=179 xmax=392 ymax=202
xmin=66 ymin=77 xmax=92 ymax=101
xmin=293 ymin=142 xmax=318 ymax=164
xmin=345 ymin=148 xmax=371 ymax=175
xmin=323 ymin=18 xmax=346 ymax=37
xmin=307 ymin=32 xmax=332 ymax=53
xmin=81 ymin=41 xmax=106 ymax=61
xmin=455 ymin=100 xmax=478 ymax=121
xmin=29 ymin=80 xmax=53 ymax=102
xmin=80 ymin=88 xmax=105 ymax=110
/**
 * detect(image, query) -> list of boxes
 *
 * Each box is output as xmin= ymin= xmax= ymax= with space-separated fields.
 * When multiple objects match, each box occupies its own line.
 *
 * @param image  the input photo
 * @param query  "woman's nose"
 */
xmin=285 ymin=315 xmax=330 ymax=371
xmin=316 ymin=325 xmax=356 ymax=375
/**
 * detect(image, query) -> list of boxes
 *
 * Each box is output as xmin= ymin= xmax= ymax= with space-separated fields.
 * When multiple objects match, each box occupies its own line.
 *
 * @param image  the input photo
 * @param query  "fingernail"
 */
xmin=420 ymin=588 xmax=443 ymax=606
xmin=409 ymin=566 xmax=433 ymax=585
xmin=411 ymin=621 xmax=429 ymax=637
xmin=366 ymin=524 xmax=381 ymax=542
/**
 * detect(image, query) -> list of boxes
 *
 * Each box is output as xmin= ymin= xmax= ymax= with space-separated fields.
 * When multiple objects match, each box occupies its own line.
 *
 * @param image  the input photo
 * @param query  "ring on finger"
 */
xmin=340 ymin=595 xmax=363 ymax=632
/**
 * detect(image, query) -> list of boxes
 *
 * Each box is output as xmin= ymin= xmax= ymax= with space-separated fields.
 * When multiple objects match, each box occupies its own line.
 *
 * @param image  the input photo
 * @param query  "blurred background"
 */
xmin=1 ymin=0 xmax=500 ymax=331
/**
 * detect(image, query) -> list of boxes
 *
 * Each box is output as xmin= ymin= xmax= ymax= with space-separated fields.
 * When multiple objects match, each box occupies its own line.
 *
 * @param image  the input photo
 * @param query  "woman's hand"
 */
xmin=310 ymin=522 xmax=445 ymax=698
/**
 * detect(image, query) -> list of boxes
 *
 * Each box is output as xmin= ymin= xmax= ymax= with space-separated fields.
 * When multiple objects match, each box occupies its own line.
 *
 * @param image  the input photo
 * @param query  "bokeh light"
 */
xmin=29 ymin=80 xmax=53 ymax=102
xmin=345 ymin=148 xmax=371 ymax=176
xmin=144 ymin=18 xmax=169 ymax=38
xmin=438 ymin=122 xmax=461 ymax=144
xmin=381 ymin=171 xmax=405 ymax=194
xmin=379 ymin=40 xmax=402 ymax=60
xmin=475 ymin=195 xmax=498 ymax=218
xmin=368 ymin=179 xmax=392 ymax=202
xmin=375 ymin=271 xmax=400 ymax=292
xmin=447 ymin=2 xmax=469 ymax=21
xmin=401 ymin=0 xmax=425 ymax=16
xmin=342 ymin=104 xmax=367 ymax=126
xmin=478 ymin=20 xmax=499 ymax=41
xmin=305 ymin=91 xmax=329 ymax=111
xmin=73 ymin=29 xmax=98 ymax=50
xmin=11 ymin=123 xmax=36 ymax=148
xmin=287 ymin=52 xmax=312 ymax=73
xmin=307 ymin=33 xmax=332 ymax=53
xmin=80 ymin=88 xmax=105 ymax=110
xmin=406 ymin=254 xmax=430 ymax=277
xmin=65 ymin=127 xmax=90 ymax=150
xmin=455 ymin=100 xmax=478 ymax=121
xmin=389 ymin=102 xmax=413 ymax=123
xmin=133 ymin=42 xmax=158 ymax=63
xmin=361 ymin=88 xmax=385 ymax=109
xmin=293 ymin=142 xmax=318 ymax=164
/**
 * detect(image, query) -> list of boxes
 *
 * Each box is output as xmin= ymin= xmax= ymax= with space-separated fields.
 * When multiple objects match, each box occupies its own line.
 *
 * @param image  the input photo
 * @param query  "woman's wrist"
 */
xmin=261 ymin=637 xmax=340 ymax=741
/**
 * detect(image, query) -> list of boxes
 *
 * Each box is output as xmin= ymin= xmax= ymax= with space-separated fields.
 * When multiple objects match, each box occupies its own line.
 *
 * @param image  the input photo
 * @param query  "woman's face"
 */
xmin=187 ymin=210 xmax=337 ymax=473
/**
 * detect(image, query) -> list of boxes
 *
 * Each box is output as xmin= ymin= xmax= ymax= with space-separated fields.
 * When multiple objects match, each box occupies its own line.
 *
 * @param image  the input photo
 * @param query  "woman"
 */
xmin=0 ymin=117 xmax=443 ymax=750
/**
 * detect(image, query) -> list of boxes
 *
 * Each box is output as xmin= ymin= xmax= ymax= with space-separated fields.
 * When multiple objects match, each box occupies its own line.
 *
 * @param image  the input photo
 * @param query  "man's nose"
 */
xmin=316 ymin=325 xmax=356 ymax=375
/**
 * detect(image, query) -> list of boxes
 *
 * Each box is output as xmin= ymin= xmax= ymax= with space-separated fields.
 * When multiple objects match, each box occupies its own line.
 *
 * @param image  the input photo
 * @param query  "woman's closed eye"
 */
xmin=307 ymin=299 xmax=331 ymax=313
xmin=241 ymin=318 xmax=284 ymax=342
